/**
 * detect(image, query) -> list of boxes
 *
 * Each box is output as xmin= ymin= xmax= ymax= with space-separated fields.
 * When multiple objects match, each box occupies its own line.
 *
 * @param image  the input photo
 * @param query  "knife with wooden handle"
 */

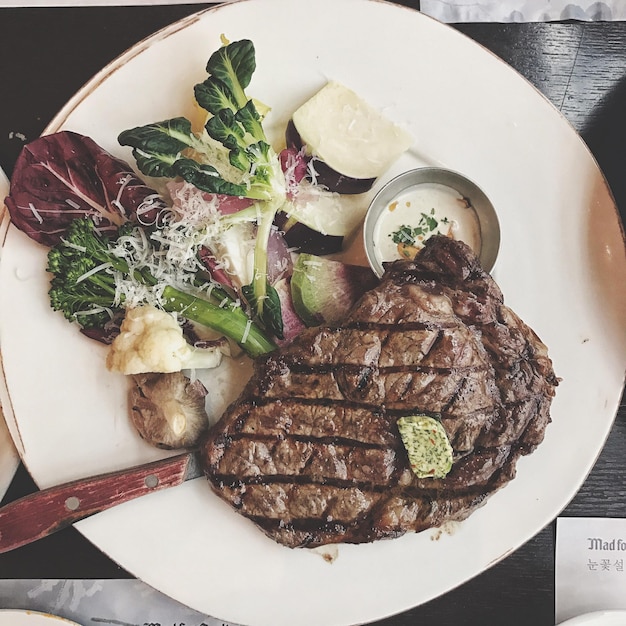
xmin=0 ymin=450 xmax=203 ymax=553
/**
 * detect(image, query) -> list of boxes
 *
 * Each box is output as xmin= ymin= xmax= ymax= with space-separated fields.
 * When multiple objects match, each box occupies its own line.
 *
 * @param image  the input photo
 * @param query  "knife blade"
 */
xmin=0 ymin=449 xmax=203 ymax=554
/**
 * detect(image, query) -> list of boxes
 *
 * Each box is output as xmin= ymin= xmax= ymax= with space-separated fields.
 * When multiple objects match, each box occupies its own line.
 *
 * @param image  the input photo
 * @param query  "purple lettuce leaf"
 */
xmin=5 ymin=130 xmax=168 ymax=247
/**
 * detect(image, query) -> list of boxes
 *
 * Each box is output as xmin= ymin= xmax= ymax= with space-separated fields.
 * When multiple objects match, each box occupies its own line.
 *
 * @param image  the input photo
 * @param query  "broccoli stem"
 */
xmin=88 ymin=273 xmax=118 ymax=296
xmin=161 ymin=285 xmax=275 ymax=358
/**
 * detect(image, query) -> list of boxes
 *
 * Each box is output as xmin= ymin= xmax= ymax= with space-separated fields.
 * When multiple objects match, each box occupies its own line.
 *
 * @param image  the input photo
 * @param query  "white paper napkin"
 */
xmin=420 ymin=1 xmax=626 ymax=22
xmin=556 ymin=517 xmax=626 ymax=623
xmin=0 ymin=167 xmax=20 ymax=502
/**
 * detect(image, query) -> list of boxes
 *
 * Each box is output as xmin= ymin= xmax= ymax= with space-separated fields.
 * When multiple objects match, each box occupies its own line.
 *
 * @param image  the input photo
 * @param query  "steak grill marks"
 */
xmin=201 ymin=236 xmax=559 ymax=548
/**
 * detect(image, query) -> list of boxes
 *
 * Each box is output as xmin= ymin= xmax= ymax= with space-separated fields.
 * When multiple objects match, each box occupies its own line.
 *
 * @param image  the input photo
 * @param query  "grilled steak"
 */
xmin=201 ymin=236 xmax=559 ymax=548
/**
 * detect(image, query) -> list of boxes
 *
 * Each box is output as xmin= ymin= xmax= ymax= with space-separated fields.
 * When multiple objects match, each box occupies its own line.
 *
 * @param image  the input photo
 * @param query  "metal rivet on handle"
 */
xmin=144 ymin=475 xmax=159 ymax=489
xmin=65 ymin=496 xmax=80 ymax=511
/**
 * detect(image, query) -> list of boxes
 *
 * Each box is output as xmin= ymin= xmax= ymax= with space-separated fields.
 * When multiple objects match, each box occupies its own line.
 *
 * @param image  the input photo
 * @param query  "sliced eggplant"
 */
xmin=288 ymin=81 xmax=412 ymax=194
xmin=275 ymin=177 xmax=367 ymax=255
xmin=274 ymin=211 xmax=343 ymax=255
xmin=286 ymin=121 xmax=375 ymax=195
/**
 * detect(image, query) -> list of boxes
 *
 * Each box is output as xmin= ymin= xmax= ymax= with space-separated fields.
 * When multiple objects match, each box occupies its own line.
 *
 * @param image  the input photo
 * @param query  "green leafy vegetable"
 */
xmin=47 ymin=217 xmax=276 ymax=358
xmin=390 ymin=209 xmax=450 ymax=246
xmin=242 ymin=281 xmax=283 ymax=339
xmin=118 ymin=38 xmax=287 ymax=335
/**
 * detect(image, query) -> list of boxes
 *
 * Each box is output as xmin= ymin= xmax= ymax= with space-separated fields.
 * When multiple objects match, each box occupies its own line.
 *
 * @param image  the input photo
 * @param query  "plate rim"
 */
xmin=559 ymin=610 xmax=626 ymax=625
xmin=1 ymin=1 xmax=625 ymax=625
xmin=0 ymin=609 xmax=81 ymax=625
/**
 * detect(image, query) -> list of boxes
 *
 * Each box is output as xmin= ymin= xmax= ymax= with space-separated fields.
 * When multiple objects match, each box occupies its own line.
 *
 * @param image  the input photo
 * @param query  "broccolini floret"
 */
xmin=47 ymin=217 xmax=276 ymax=358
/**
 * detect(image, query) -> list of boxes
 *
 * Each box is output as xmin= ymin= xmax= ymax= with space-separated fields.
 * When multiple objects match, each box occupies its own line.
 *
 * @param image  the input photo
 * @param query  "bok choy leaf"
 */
xmin=118 ymin=38 xmax=287 ymax=338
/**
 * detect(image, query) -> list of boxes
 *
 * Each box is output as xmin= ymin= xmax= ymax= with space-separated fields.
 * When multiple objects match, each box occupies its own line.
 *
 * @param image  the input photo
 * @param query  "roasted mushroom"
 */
xmin=129 ymin=372 xmax=210 ymax=449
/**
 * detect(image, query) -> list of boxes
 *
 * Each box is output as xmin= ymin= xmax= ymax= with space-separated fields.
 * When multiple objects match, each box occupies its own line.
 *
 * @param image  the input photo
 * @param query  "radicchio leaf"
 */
xmin=267 ymin=228 xmax=293 ymax=284
xmin=167 ymin=179 xmax=254 ymax=219
xmin=5 ymin=130 xmax=168 ymax=247
xmin=79 ymin=309 xmax=125 ymax=345
xmin=273 ymin=277 xmax=307 ymax=346
xmin=197 ymin=246 xmax=235 ymax=289
xmin=279 ymin=147 xmax=308 ymax=192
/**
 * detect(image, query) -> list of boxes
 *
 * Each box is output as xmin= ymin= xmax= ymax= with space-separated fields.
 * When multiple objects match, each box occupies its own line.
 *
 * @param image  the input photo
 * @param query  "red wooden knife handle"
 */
xmin=0 ymin=451 xmax=198 ymax=554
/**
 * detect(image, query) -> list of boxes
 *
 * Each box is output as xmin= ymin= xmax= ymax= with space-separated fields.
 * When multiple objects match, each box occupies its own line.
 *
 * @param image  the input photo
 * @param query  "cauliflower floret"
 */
xmin=106 ymin=305 xmax=223 ymax=374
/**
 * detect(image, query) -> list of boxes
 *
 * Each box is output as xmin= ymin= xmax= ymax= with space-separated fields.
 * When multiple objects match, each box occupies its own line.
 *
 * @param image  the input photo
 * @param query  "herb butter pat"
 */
xmin=397 ymin=415 xmax=453 ymax=478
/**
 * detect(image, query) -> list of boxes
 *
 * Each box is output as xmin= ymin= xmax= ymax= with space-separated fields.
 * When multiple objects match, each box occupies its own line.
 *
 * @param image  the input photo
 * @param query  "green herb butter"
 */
xmin=397 ymin=415 xmax=453 ymax=479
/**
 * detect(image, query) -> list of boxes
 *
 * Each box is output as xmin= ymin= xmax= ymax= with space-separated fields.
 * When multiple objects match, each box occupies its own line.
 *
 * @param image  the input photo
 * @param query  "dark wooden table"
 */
xmin=0 ymin=3 xmax=625 ymax=625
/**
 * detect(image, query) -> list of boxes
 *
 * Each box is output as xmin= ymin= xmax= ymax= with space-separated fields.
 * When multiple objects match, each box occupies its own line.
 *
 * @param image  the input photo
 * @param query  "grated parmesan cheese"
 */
xmin=65 ymin=198 xmax=82 ymax=210
xmin=102 ymin=181 xmax=261 ymax=317
xmin=241 ymin=318 xmax=252 ymax=344
xmin=28 ymin=202 xmax=44 ymax=224
xmin=75 ymin=262 xmax=113 ymax=284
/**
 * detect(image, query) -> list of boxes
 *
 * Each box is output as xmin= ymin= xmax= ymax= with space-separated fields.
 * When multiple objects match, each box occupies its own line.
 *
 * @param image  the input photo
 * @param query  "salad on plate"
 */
xmin=5 ymin=37 xmax=411 ymax=449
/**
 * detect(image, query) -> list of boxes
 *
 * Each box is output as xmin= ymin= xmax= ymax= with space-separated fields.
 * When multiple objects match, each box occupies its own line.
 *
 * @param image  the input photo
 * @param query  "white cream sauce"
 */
xmin=372 ymin=182 xmax=482 ymax=265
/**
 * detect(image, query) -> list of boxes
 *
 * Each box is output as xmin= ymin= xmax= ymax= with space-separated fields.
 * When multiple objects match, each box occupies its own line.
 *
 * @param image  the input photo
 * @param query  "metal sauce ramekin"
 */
xmin=363 ymin=167 xmax=500 ymax=277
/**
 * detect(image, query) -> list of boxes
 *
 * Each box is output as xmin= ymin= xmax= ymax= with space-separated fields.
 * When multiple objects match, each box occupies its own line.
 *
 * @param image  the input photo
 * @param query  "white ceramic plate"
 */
xmin=0 ymin=166 xmax=20 ymax=502
xmin=560 ymin=611 xmax=626 ymax=625
xmin=0 ymin=611 xmax=80 ymax=626
xmin=1 ymin=2 xmax=625 ymax=626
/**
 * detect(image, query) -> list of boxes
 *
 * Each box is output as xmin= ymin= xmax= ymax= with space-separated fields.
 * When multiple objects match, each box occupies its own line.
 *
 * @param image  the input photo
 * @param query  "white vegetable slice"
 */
xmin=283 ymin=180 xmax=366 ymax=237
xmin=292 ymin=81 xmax=412 ymax=180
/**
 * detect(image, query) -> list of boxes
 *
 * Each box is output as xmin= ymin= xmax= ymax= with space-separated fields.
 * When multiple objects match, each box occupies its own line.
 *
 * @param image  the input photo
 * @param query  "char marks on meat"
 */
xmin=201 ymin=236 xmax=559 ymax=548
